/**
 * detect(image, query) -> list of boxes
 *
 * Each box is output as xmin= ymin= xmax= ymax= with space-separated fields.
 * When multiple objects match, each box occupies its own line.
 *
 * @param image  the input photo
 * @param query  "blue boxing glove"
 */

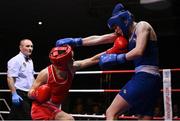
xmin=99 ymin=53 xmax=126 ymax=69
xmin=56 ymin=38 xmax=82 ymax=47
xmin=12 ymin=92 xmax=23 ymax=106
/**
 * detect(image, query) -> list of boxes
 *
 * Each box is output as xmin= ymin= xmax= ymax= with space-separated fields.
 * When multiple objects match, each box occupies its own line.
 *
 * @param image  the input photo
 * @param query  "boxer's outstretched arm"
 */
xmin=73 ymin=52 xmax=105 ymax=71
xmin=82 ymin=33 xmax=118 ymax=46
xmin=56 ymin=33 xmax=118 ymax=47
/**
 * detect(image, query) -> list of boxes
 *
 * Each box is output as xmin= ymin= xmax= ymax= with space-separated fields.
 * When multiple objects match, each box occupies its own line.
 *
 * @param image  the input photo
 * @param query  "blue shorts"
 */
xmin=119 ymin=72 xmax=161 ymax=116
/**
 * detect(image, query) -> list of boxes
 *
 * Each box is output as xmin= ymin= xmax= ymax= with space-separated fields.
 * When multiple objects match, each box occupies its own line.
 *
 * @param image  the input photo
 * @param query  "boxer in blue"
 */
xmin=55 ymin=3 xmax=161 ymax=120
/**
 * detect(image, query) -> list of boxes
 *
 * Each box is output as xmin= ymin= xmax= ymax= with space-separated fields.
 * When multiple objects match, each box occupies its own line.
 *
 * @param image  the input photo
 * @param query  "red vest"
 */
xmin=47 ymin=65 xmax=73 ymax=105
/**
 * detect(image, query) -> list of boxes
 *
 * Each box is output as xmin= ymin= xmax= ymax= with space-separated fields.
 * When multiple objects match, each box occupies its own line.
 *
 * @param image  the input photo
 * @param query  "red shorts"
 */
xmin=31 ymin=101 xmax=61 ymax=120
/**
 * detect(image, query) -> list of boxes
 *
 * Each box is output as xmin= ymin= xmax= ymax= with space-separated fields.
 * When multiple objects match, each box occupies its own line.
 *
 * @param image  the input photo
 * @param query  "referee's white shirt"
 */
xmin=7 ymin=52 xmax=35 ymax=92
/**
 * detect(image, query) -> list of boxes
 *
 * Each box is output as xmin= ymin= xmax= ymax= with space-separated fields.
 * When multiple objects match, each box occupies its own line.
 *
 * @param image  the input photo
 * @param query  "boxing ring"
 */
xmin=0 ymin=68 xmax=180 ymax=120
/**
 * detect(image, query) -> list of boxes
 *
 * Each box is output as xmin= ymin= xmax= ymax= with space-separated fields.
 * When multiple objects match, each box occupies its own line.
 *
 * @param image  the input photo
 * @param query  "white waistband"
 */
xmin=135 ymin=65 xmax=160 ymax=76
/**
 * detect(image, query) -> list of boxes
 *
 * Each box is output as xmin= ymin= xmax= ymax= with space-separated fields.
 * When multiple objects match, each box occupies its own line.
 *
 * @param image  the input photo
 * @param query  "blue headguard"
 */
xmin=112 ymin=3 xmax=125 ymax=16
xmin=108 ymin=8 xmax=133 ymax=36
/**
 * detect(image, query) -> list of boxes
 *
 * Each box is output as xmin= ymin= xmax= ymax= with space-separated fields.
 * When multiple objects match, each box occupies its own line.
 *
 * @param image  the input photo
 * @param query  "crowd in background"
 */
xmin=62 ymin=94 xmax=180 ymax=120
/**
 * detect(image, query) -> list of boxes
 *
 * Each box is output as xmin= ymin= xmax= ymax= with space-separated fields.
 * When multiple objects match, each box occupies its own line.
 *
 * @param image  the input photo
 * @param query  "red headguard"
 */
xmin=49 ymin=45 xmax=72 ymax=71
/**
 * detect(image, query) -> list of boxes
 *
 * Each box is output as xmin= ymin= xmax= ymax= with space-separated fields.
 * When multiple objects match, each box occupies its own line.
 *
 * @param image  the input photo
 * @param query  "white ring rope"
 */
xmin=72 ymin=114 xmax=105 ymax=118
xmin=0 ymin=68 xmax=179 ymax=75
xmin=76 ymin=71 xmax=103 ymax=74
xmin=71 ymin=113 xmax=180 ymax=120
xmin=1 ymin=89 xmax=180 ymax=93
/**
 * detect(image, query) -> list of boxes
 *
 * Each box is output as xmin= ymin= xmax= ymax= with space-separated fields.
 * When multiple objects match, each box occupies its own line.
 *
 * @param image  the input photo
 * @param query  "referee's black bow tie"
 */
xmin=25 ymin=57 xmax=30 ymax=61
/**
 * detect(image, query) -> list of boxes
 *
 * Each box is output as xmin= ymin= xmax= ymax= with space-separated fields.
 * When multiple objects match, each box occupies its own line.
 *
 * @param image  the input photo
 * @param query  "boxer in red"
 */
xmin=28 ymin=45 xmax=101 ymax=120
xmin=28 ymin=36 xmax=127 ymax=120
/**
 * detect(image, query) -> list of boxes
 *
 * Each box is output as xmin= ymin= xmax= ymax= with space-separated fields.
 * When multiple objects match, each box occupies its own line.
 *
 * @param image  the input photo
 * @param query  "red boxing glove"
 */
xmin=31 ymin=84 xmax=51 ymax=103
xmin=106 ymin=36 xmax=128 ymax=54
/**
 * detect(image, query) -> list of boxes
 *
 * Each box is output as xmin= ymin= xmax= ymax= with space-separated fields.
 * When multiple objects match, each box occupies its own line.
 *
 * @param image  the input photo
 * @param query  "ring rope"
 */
xmin=1 ymin=89 xmax=180 ymax=93
xmin=72 ymin=114 xmax=105 ymax=118
xmin=1 ymin=111 xmax=179 ymax=120
xmin=1 ymin=68 xmax=180 ymax=75
xmin=71 ymin=114 xmax=180 ymax=120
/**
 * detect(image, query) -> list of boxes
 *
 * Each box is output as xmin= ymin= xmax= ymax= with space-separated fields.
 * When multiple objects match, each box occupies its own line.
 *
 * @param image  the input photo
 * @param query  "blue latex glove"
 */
xmin=99 ymin=53 xmax=126 ymax=69
xmin=12 ymin=92 xmax=23 ymax=106
xmin=56 ymin=38 xmax=82 ymax=47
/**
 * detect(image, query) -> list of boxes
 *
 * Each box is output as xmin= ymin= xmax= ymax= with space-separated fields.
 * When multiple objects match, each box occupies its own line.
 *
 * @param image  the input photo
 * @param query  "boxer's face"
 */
xmin=114 ymin=25 xmax=123 ymax=36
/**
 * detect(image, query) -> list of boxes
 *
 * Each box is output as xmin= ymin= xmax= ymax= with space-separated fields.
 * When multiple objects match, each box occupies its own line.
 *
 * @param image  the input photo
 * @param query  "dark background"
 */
xmin=0 ymin=0 xmax=180 ymax=119
xmin=0 ymin=0 xmax=179 ymax=72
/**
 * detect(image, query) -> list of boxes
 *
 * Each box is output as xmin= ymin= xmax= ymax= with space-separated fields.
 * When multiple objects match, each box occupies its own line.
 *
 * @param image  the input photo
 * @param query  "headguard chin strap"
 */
xmin=108 ymin=10 xmax=133 ymax=36
xmin=49 ymin=45 xmax=72 ymax=71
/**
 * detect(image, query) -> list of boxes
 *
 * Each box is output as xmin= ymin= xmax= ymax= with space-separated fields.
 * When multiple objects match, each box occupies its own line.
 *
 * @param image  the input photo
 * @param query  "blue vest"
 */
xmin=128 ymin=32 xmax=159 ymax=67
